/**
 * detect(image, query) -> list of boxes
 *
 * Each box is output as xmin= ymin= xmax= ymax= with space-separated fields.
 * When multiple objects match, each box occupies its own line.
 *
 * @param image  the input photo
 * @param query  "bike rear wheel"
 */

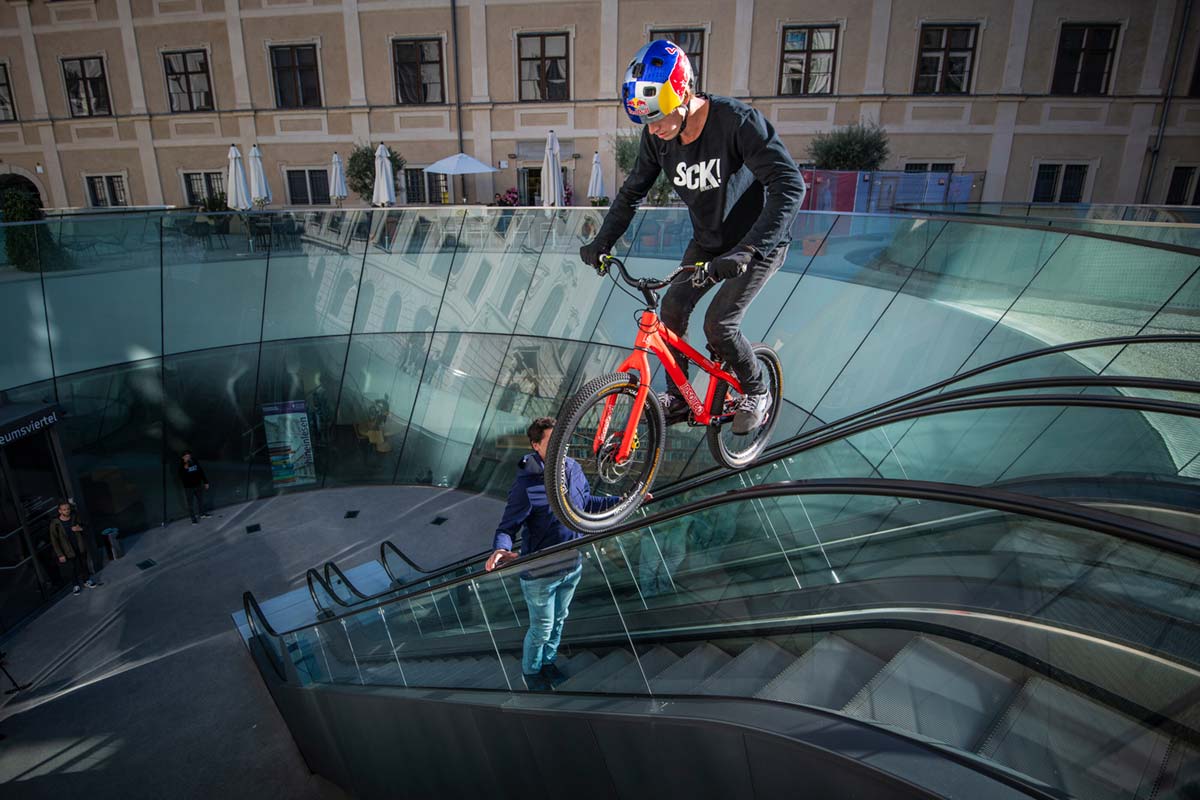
xmin=706 ymin=344 xmax=783 ymax=469
xmin=545 ymin=373 xmax=665 ymax=533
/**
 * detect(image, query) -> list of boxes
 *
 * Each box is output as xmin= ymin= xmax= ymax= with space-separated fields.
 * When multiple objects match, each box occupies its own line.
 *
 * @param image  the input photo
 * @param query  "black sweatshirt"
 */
xmin=597 ymin=95 xmax=807 ymax=256
xmin=179 ymin=460 xmax=208 ymax=488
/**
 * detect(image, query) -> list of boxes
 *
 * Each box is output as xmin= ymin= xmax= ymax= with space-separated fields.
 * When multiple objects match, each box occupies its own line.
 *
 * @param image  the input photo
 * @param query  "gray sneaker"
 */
xmin=732 ymin=392 xmax=771 ymax=435
xmin=657 ymin=392 xmax=691 ymax=425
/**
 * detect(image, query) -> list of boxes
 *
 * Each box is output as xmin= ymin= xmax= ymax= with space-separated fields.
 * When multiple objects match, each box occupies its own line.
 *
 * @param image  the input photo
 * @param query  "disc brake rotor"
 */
xmin=596 ymin=431 xmax=640 ymax=484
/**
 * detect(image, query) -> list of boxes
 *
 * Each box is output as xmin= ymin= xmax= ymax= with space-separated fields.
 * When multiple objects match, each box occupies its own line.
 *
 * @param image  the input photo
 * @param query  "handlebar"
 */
xmin=598 ymin=254 xmax=701 ymax=291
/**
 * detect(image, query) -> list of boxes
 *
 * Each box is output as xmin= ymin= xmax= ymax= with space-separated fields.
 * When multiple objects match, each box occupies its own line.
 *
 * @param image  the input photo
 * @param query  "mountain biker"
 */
xmin=580 ymin=40 xmax=806 ymax=435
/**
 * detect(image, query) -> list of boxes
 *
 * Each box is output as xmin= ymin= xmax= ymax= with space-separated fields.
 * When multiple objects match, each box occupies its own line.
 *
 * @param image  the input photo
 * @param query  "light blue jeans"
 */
xmin=519 ymin=563 xmax=582 ymax=675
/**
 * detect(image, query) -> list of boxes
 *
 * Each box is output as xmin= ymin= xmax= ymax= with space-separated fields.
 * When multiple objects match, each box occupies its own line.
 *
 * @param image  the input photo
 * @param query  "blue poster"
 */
xmin=262 ymin=400 xmax=317 ymax=487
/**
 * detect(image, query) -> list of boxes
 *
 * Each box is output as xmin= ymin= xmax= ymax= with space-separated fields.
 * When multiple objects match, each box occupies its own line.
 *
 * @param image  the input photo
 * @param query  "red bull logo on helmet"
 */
xmin=626 ymin=96 xmax=650 ymax=116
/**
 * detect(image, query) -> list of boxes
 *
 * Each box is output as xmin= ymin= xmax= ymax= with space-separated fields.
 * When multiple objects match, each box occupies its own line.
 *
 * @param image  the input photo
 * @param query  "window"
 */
xmin=393 ymin=39 xmax=443 ymax=104
xmin=518 ymin=33 xmax=569 ymax=101
xmin=402 ymin=168 xmax=448 ymax=204
xmin=780 ymin=26 xmax=837 ymax=95
xmin=286 ymin=169 xmax=330 ymax=205
xmin=0 ymin=65 xmax=14 ymax=121
xmin=649 ymin=29 xmax=705 ymax=91
xmin=62 ymin=56 xmax=111 ymax=117
xmin=1051 ymin=24 xmax=1119 ymax=95
xmin=1165 ymin=166 xmax=1200 ymax=205
xmin=914 ymin=25 xmax=977 ymax=94
xmin=183 ymin=171 xmax=225 ymax=206
xmin=1190 ymin=48 xmax=1200 ymax=97
xmin=270 ymin=45 xmax=321 ymax=109
xmin=1032 ymin=163 xmax=1089 ymax=203
xmin=163 ymin=50 xmax=214 ymax=112
xmin=904 ymin=163 xmax=956 ymax=173
xmin=86 ymin=175 xmax=128 ymax=207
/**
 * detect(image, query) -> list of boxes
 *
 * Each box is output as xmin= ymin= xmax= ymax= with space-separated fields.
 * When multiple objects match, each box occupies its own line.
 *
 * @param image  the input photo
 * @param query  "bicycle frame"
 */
xmin=594 ymin=309 xmax=743 ymax=464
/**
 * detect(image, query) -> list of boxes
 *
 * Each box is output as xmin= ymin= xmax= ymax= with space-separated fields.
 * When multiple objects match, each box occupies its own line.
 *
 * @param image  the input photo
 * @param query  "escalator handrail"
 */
xmin=651 ymin=333 xmax=1200 ymax=503
xmin=306 ymin=567 xmax=355 ymax=613
xmin=379 ymin=539 xmax=444 ymax=583
xmin=242 ymin=590 xmax=287 ymax=679
xmin=251 ymin=475 xmax=1200 ymax=640
xmin=323 ymin=561 xmax=373 ymax=602
xmin=304 ymin=375 xmax=1200 ymax=618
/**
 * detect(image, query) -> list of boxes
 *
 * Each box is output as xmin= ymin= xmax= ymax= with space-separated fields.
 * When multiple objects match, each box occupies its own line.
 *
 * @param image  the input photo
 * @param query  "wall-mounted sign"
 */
xmin=0 ymin=405 xmax=61 ymax=448
xmin=261 ymin=401 xmax=317 ymax=487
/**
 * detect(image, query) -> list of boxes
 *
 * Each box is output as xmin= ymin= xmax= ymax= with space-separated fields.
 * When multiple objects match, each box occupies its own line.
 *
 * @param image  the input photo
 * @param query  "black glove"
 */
xmin=692 ymin=246 xmax=757 ymax=288
xmin=580 ymin=239 xmax=611 ymax=273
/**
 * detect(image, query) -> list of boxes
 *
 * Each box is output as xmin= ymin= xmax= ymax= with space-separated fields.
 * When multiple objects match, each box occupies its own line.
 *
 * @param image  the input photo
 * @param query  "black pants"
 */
xmin=186 ymin=487 xmax=207 ymax=521
xmin=661 ymin=241 xmax=788 ymax=398
xmin=63 ymin=553 xmax=90 ymax=588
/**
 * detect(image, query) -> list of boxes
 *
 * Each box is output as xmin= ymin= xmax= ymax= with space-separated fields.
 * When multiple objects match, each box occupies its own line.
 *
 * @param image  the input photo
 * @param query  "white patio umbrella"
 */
xmin=423 ymin=153 xmax=498 ymax=176
xmin=330 ymin=152 xmax=348 ymax=207
xmin=225 ymin=145 xmax=252 ymax=211
xmin=586 ymin=151 xmax=605 ymax=201
xmin=372 ymin=143 xmax=397 ymax=207
xmin=541 ymin=129 xmax=565 ymax=207
xmin=248 ymin=144 xmax=272 ymax=208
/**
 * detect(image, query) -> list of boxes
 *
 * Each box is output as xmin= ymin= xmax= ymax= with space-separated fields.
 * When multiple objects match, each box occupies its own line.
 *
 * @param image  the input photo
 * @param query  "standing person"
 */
xmin=179 ymin=451 xmax=211 ymax=524
xmin=485 ymin=417 xmax=618 ymax=691
xmin=49 ymin=501 xmax=97 ymax=595
xmin=580 ymin=40 xmax=806 ymax=434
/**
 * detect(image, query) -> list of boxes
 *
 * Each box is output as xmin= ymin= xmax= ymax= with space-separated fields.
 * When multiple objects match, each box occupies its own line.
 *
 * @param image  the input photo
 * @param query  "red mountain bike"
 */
xmin=545 ymin=255 xmax=783 ymax=533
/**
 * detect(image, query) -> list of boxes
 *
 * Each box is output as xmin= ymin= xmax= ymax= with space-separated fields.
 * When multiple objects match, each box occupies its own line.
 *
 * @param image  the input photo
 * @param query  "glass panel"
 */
xmin=262 ymin=211 xmax=368 ymax=340
xmin=1060 ymin=164 xmax=1088 ymax=203
xmin=544 ymin=35 xmax=566 ymax=58
xmin=785 ymin=29 xmax=806 ymax=50
xmin=41 ymin=216 xmax=162 ymax=374
xmin=397 ymin=332 xmax=506 ymax=487
xmin=963 ymin=234 xmax=1200 ymax=374
xmin=0 ymin=220 xmax=54 ymax=388
xmin=249 ymin=337 xmax=349 ymax=496
xmin=162 ymin=212 xmax=268 ymax=353
xmin=354 ymin=209 xmax=463 ymax=334
xmin=812 ymin=29 xmax=835 ymax=49
xmin=459 ymin=336 xmax=592 ymax=496
xmin=1033 ymin=164 xmax=1060 ymax=202
xmin=162 ymin=344 xmax=259 ymax=514
xmin=57 ymin=358 xmax=165 ymax=533
xmin=518 ymin=36 xmax=540 ymax=58
xmin=325 ymin=332 xmax=431 ymax=485
xmin=437 ymin=208 xmax=538 ymax=334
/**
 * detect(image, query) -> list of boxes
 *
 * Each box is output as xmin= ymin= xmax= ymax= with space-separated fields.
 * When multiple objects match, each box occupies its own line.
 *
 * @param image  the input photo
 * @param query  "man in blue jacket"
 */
xmin=485 ymin=416 xmax=617 ymax=691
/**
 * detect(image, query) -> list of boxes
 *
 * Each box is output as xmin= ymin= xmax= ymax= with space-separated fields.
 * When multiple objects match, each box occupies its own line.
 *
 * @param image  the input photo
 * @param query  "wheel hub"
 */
xmin=596 ymin=432 xmax=638 ymax=484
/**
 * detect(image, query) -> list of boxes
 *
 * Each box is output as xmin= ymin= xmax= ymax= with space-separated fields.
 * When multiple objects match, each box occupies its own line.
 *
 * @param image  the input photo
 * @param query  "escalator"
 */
xmin=296 ymin=332 xmax=1200 ymax=624
xmin=243 ymin=480 xmax=1200 ymax=799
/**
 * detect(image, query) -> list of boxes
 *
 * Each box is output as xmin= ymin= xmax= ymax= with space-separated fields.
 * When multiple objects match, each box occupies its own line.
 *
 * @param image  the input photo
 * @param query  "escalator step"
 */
xmin=470 ymin=654 xmax=524 ymax=690
xmin=977 ymin=676 xmax=1172 ymax=800
xmin=698 ymin=640 xmax=796 ymax=697
xmin=558 ymin=651 xmax=600 ymax=678
xmin=842 ymin=636 xmax=1018 ymax=751
xmin=755 ymin=635 xmax=886 ymax=710
xmin=556 ymin=650 xmax=635 ymax=692
xmin=651 ymin=643 xmax=732 ymax=694
xmin=594 ymin=646 xmax=678 ymax=694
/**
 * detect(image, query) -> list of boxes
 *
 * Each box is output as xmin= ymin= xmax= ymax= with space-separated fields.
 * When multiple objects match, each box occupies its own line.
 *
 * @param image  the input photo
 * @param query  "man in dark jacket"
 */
xmin=179 ymin=451 xmax=211 ymax=524
xmin=485 ymin=417 xmax=617 ymax=691
xmin=580 ymin=40 xmax=806 ymax=435
xmin=49 ymin=501 xmax=97 ymax=595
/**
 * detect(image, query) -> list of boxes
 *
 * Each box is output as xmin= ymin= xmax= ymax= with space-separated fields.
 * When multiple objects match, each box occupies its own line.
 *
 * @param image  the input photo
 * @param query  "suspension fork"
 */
xmin=593 ymin=342 xmax=653 ymax=461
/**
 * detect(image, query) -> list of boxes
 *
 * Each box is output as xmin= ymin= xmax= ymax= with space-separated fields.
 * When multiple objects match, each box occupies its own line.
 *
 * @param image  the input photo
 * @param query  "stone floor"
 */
xmin=0 ymin=485 xmax=503 ymax=799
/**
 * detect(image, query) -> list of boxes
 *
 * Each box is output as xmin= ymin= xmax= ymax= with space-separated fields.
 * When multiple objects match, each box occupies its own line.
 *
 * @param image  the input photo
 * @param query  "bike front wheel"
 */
xmin=545 ymin=372 xmax=666 ymax=533
xmin=707 ymin=344 xmax=783 ymax=469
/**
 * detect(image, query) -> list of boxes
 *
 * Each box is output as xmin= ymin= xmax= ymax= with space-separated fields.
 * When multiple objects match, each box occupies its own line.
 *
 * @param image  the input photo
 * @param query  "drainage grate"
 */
xmin=431 ymin=516 xmax=448 ymax=526
xmin=136 ymin=559 xmax=157 ymax=571
xmin=344 ymin=510 xmax=360 ymax=519
xmin=246 ymin=523 xmax=262 ymax=534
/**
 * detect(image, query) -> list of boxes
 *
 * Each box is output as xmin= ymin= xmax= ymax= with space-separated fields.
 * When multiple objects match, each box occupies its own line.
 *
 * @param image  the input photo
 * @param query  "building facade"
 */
xmin=1 ymin=0 xmax=1199 ymax=210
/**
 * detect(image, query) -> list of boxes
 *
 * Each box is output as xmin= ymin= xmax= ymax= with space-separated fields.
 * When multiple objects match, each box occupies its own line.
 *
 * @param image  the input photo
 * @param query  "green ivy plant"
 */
xmin=2 ymin=187 xmax=44 ymax=272
xmin=346 ymin=143 xmax=407 ymax=202
xmin=807 ymin=122 xmax=890 ymax=171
